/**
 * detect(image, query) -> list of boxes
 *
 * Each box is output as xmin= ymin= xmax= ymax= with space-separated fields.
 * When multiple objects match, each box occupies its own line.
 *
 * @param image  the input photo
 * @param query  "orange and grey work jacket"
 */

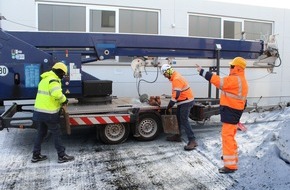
xmin=199 ymin=68 xmax=248 ymax=124
xmin=167 ymin=71 xmax=194 ymax=109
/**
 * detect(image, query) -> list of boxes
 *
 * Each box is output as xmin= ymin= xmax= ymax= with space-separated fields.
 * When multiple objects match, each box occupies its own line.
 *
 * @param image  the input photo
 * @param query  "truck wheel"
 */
xmin=134 ymin=113 xmax=161 ymax=141
xmin=99 ymin=123 xmax=130 ymax=144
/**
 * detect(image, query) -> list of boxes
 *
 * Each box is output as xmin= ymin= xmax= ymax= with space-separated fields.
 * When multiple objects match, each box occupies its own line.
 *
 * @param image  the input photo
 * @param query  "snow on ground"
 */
xmin=201 ymin=106 xmax=290 ymax=189
xmin=0 ymin=106 xmax=290 ymax=189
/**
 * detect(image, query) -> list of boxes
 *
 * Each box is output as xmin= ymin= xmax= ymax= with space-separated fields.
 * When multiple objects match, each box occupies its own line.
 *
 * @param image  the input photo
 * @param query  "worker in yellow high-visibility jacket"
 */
xmin=196 ymin=57 xmax=248 ymax=174
xmin=32 ymin=62 xmax=74 ymax=163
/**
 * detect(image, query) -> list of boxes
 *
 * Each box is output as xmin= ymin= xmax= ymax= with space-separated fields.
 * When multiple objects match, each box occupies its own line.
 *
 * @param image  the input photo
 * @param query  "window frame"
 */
xmin=37 ymin=2 xmax=160 ymax=35
xmin=86 ymin=5 xmax=119 ymax=32
xmin=188 ymin=13 xmax=222 ymax=38
xmin=36 ymin=2 xmax=87 ymax=32
xmin=188 ymin=13 xmax=273 ymax=41
xmin=244 ymin=19 xmax=274 ymax=41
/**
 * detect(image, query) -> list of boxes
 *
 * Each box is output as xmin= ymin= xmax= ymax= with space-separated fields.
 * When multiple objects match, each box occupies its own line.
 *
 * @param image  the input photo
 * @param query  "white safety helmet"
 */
xmin=161 ymin=64 xmax=172 ymax=74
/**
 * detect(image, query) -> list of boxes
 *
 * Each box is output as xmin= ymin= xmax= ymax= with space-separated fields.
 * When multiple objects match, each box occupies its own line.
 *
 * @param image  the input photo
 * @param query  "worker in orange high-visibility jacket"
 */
xmin=196 ymin=57 xmax=248 ymax=174
xmin=161 ymin=64 xmax=197 ymax=151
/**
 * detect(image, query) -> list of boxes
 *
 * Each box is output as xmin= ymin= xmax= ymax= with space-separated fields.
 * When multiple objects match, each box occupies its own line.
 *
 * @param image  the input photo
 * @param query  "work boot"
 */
xmin=166 ymin=134 xmax=182 ymax=142
xmin=218 ymin=167 xmax=237 ymax=174
xmin=184 ymin=140 xmax=198 ymax=151
xmin=31 ymin=154 xmax=48 ymax=163
xmin=58 ymin=154 xmax=75 ymax=163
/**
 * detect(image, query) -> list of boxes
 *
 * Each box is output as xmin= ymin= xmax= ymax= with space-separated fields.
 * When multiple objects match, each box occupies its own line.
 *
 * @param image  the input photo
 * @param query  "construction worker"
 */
xmin=32 ymin=62 xmax=74 ymax=163
xmin=161 ymin=64 xmax=198 ymax=151
xmin=196 ymin=57 xmax=248 ymax=173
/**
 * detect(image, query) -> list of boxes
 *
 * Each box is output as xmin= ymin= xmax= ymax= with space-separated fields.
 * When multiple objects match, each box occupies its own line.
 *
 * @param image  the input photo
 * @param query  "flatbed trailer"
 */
xmin=0 ymin=97 xmax=219 ymax=144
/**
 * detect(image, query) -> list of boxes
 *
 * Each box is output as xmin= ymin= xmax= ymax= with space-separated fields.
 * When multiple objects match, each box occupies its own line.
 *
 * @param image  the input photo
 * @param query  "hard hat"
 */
xmin=161 ymin=64 xmax=172 ymax=74
xmin=52 ymin=62 xmax=68 ymax=74
xmin=229 ymin=57 xmax=246 ymax=69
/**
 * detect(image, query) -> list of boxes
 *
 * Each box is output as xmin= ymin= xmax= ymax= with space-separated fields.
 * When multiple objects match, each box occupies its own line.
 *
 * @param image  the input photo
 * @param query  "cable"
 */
xmin=219 ymin=70 xmax=273 ymax=82
xmin=3 ymin=18 xmax=38 ymax=30
xmin=247 ymin=73 xmax=272 ymax=81
xmin=274 ymin=49 xmax=282 ymax=67
xmin=136 ymin=67 xmax=159 ymax=97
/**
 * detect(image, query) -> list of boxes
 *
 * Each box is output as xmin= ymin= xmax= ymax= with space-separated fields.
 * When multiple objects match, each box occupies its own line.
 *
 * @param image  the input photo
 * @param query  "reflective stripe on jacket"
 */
xmin=210 ymin=72 xmax=248 ymax=110
xmin=170 ymin=71 xmax=194 ymax=105
xmin=34 ymin=70 xmax=66 ymax=114
xmin=199 ymin=68 xmax=248 ymax=124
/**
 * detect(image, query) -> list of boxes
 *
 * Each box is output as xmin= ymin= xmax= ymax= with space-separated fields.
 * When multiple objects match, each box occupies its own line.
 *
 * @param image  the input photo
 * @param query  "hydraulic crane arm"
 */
xmin=0 ymin=29 xmax=265 ymax=103
xmin=6 ymin=31 xmax=263 ymax=61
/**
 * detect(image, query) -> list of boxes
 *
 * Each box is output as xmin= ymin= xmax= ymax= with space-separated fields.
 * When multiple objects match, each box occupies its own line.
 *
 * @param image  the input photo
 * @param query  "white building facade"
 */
xmin=0 ymin=0 xmax=290 ymax=107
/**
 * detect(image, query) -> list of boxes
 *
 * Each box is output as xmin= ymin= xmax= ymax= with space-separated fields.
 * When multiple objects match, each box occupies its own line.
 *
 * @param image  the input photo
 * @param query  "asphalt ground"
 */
xmin=0 ymin=125 xmax=237 ymax=190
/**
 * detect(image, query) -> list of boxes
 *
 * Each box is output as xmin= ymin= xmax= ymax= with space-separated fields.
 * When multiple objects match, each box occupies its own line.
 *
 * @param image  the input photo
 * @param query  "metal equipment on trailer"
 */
xmin=0 ymin=29 xmax=278 ymax=144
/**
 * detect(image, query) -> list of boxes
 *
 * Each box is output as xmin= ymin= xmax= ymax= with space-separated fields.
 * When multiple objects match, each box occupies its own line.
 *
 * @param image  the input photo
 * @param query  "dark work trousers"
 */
xmin=176 ymin=100 xmax=195 ymax=142
xmin=33 ymin=121 xmax=65 ymax=157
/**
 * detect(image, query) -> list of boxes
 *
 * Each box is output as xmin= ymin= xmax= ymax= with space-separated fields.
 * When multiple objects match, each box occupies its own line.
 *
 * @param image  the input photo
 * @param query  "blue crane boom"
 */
xmin=0 ymin=29 xmax=263 ymax=102
xmin=6 ymin=31 xmax=262 ymax=60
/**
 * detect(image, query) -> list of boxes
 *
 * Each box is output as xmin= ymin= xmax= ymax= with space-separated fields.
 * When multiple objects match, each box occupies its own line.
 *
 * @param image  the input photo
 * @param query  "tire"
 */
xmin=134 ymin=113 xmax=161 ymax=141
xmin=99 ymin=123 xmax=130 ymax=144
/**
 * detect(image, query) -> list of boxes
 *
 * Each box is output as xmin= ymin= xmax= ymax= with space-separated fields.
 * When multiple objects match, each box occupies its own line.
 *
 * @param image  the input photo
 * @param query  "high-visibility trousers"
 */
xmin=221 ymin=123 xmax=238 ymax=169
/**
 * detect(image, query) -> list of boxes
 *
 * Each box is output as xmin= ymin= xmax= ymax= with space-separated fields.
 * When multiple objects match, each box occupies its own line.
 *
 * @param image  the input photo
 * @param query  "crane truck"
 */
xmin=0 ymin=29 xmax=278 ymax=144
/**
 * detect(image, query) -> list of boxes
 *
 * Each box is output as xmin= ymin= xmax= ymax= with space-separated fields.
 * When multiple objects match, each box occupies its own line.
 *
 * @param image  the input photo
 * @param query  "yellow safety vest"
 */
xmin=34 ymin=71 xmax=67 ymax=114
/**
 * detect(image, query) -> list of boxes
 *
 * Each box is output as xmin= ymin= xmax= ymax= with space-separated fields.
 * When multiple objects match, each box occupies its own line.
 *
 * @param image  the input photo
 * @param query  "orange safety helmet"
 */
xmin=229 ymin=57 xmax=246 ymax=69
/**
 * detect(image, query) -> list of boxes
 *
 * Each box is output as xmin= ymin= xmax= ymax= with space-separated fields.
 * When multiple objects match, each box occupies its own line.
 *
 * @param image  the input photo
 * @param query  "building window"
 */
xmin=189 ymin=14 xmax=273 ymax=41
xmin=90 ymin=10 xmax=116 ymax=32
xmin=223 ymin=20 xmax=242 ymax=39
xmin=189 ymin=15 xmax=221 ymax=38
xmin=119 ymin=9 xmax=158 ymax=34
xmin=119 ymin=9 xmax=158 ymax=62
xmin=102 ymin=11 xmax=115 ymax=27
xmin=245 ymin=20 xmax=272 ymax=41
xmin=38 ymin=4 xmax=85 ymax=32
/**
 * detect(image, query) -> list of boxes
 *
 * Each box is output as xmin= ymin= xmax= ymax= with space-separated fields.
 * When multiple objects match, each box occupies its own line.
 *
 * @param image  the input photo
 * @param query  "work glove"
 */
xmin=166 ymin=100 xmax=175 ymax=114
xmin=165 ymin=108 xmax=172 ymax=115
